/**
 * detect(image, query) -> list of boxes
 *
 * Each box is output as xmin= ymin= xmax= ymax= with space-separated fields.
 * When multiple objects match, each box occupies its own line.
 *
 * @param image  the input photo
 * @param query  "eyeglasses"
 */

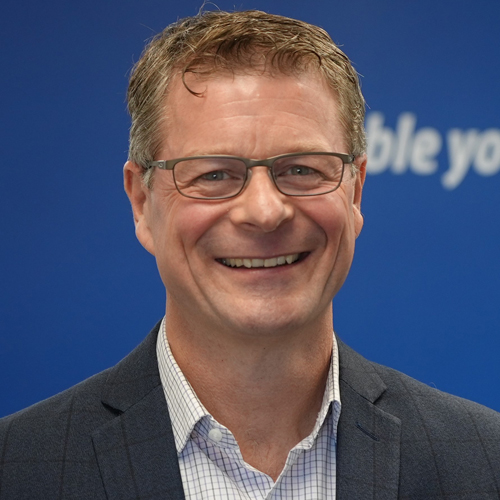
xmin=146 ymin=152 xmax=355 ymax=200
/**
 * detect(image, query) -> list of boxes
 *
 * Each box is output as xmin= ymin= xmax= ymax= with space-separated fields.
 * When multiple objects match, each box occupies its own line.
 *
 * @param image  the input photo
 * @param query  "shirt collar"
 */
xmin=156 ymin=318 xmax=341 ymax=454
xmin=156 ymin=319 xmax=209 ymax=453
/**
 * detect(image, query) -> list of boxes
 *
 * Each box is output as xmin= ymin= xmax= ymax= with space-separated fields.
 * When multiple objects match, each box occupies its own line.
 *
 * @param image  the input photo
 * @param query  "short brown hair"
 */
xmin=127 ymin=10 xmax=366 ymax=186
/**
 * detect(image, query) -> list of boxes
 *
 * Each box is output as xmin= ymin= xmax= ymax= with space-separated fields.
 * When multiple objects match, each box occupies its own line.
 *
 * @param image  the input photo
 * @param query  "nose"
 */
xmin=229 ymin=167 xmax=294 ymax=232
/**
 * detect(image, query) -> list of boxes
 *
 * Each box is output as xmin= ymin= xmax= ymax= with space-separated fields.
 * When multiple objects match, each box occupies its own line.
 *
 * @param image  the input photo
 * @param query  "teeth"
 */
xmin=221 ymin=254 xmax=300 ymax=268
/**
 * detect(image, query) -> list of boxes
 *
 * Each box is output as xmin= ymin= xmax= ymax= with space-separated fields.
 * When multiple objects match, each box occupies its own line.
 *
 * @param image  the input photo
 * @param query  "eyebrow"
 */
xmin=180 ymin=145 xmax=338 ymax=159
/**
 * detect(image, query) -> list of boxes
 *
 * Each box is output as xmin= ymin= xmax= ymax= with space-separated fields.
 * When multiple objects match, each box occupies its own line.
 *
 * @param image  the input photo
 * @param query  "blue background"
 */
xmin=1 ymin=0 xmax=499 ymax=418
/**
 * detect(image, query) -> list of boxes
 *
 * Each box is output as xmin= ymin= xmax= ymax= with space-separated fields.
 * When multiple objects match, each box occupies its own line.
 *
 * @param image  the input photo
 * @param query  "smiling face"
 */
xmin=125 ymin=71 xmax=365 ymax=339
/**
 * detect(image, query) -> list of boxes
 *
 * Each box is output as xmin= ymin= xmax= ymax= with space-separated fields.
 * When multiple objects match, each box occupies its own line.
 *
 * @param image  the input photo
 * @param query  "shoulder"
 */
xmin=374 ymin=360 xmax=500 ymax=495
xmin=0 ymin=366 xmax=113 ymax=435
xmin=338 ymin=338 xmax=500 ymax=428
xmin=371 ymin=358 xmax=500 ymax=432
xmin=0 ymin=322 xmax=162 ymax=499
xmin=0 ymin=368 xmax=114 ymax=499
xmin=338 ymin=339 xmax=500 ymax=495
xmin=0 ymin=320 xmax=161 ymax=445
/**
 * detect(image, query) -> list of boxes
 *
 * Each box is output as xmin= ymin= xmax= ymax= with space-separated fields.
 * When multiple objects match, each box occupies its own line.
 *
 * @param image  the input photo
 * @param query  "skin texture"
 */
xmin=124 ymin=71 xmax=366 ymax=479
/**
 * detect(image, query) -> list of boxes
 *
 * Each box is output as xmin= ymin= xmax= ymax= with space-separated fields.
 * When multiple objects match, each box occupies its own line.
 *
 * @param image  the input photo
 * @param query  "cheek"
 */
xmin=155 ymin=197 xmax=228 ymax=260
xmin=300 ymin=194 xmax=354 ymax=247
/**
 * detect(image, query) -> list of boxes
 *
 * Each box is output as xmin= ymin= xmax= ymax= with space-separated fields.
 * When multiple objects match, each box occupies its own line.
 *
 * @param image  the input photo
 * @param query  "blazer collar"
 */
xmin=100 ymin=320 xmax=163 ymax=412
xmin=92 ymin=320 xmax=186 ymax=500
xmin=337 ymin=339 xmax=387 ymax=402
xmin=336 ymin=339 xmax=402 ymax=499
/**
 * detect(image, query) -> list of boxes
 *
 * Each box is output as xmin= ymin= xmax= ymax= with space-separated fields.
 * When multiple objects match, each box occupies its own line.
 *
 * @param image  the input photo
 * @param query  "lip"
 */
xmin=216 ymin=252 xmax=310 ymax=269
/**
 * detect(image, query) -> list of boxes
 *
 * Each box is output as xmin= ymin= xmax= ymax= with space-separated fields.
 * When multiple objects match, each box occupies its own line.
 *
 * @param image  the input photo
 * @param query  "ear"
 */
xmin=123 ymin=161 xmax=156 ymax=255
xmin=352 ymin=154 xmax=366 ymax=238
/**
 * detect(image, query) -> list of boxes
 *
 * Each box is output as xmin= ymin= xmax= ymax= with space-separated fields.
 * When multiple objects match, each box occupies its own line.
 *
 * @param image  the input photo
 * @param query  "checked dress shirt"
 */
xmin=157 ymin=319 xmax=341 ymax=500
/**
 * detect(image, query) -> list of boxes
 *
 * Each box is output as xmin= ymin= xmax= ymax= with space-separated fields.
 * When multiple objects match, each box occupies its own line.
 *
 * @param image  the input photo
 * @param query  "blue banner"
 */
xmin=1 ymin=0 xmax=499 ymax=417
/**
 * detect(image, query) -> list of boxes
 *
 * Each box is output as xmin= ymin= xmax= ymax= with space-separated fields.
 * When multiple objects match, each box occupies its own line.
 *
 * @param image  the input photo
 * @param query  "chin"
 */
xmin=218 ymin=300 xmax=320 ymax=337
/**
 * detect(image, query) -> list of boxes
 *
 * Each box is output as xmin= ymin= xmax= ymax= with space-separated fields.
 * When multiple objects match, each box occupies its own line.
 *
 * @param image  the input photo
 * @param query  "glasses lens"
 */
xmin=173 ymin=158 xmax=247 ymax=199
xmin=272 ymin=154 xmax=344 ymax=195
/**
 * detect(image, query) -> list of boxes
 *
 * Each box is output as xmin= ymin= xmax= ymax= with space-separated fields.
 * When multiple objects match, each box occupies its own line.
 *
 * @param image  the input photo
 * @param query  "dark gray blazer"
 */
xmin=1 ymin=322 xmax=499 ymax=499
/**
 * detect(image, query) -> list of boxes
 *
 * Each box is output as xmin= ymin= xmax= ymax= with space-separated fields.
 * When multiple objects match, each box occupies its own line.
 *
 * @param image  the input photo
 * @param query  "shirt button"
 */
xmin=208 ymin=428 xmax=223 ymax=442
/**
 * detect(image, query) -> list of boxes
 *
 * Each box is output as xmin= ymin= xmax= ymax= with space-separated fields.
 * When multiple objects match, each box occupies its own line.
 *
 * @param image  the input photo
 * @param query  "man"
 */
xmin=1 ymin=10 xmax=499 ymax=499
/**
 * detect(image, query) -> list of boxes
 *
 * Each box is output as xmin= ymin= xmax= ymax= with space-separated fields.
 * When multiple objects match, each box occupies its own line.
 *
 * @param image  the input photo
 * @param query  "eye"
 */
xmin=279 ymin=164 xmax=319 ymax=177
xmin=200 ymin=170 xmax=231 ymax=181
xmin=285 ymin=165 xmax=314 ymax=176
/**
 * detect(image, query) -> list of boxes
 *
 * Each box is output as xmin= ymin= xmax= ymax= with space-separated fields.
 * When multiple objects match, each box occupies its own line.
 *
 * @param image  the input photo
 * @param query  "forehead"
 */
xmin=160 ymin=70 xmax=347 ymax=157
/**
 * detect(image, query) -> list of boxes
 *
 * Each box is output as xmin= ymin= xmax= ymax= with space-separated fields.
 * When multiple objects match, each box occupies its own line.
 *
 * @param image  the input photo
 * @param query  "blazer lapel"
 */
xmin=91 ymin=322 xmax=185 ymax=500
xmin=336 ymin=340 xmax=401 ymax=499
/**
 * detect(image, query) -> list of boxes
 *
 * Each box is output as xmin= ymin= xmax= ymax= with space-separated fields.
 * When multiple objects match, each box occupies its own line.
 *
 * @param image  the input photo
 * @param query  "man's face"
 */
xmin=125 ymin=71 xmax=365 ymax=337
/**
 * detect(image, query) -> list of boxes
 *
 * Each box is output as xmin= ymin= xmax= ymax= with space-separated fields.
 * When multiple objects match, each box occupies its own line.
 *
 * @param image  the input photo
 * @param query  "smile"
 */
xmin=218 ymin=253 xmax=305 ymax=269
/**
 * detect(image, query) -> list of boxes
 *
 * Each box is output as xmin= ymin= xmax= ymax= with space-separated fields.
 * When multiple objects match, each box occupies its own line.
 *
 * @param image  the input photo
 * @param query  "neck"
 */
xmin=164 ymin=300 xmax=333 ymax=479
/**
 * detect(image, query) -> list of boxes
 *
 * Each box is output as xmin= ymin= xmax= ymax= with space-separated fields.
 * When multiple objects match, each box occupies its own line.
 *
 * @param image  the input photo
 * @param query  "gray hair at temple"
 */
xmin=127 ymin=10 xmax=366 ymax=187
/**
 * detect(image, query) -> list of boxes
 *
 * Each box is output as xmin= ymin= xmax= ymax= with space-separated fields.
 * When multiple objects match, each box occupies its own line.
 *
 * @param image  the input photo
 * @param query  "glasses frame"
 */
xmin=146 ymin=152 xmax=356 ymax=200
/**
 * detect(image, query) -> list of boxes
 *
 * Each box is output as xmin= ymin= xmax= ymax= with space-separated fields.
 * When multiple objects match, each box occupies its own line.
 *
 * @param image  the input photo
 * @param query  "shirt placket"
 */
xmin=194 ymin=417 xmax=278 ymax=500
